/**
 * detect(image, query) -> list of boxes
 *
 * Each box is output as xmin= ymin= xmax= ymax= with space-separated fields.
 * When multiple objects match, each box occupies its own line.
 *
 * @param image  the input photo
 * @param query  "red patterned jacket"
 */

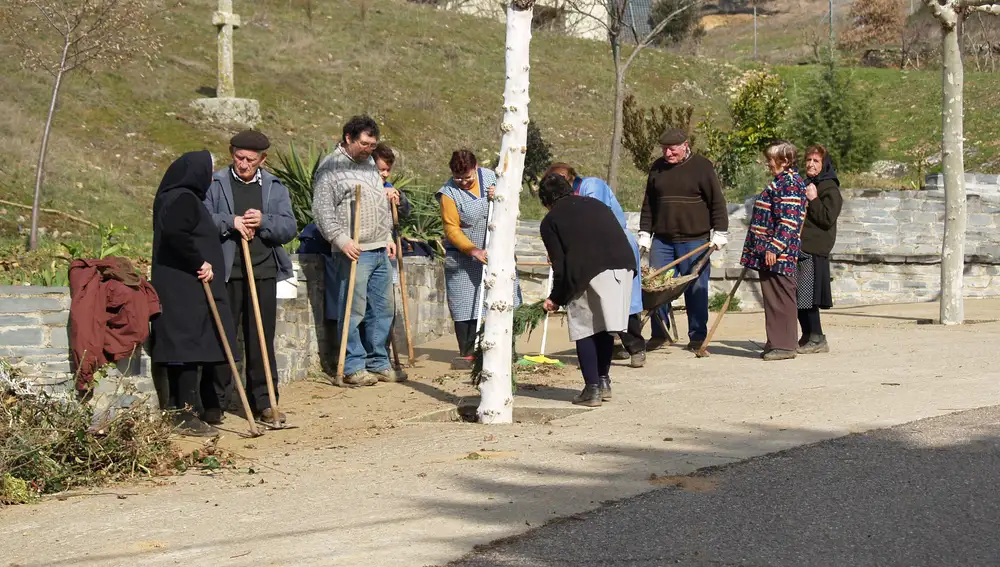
xmin=740 ymin=168 xmax=808 ymax=277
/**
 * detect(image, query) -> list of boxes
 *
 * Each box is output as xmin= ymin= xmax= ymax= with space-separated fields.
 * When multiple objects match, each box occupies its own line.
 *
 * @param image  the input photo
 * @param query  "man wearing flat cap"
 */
xmin=638 ymin=127 xmax=728 ymax=352
xmin=202 ymin=129 xmax=297 ymax=425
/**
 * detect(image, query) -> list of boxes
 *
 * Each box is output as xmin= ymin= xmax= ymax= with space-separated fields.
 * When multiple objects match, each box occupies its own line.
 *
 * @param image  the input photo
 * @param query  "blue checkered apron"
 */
xmin=437 ymin=169 xmax=521 ymax=322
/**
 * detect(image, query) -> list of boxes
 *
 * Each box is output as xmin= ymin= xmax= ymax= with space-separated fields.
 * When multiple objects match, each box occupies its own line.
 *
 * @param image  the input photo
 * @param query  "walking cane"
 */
xmin=240 ymin=238 xmax=282 ymax=428
xmin=695 ymin=267 xmax=748 ymax=358
xmin=472 ymin=201 xmax=494 ymax=349
xmin=336 ymin=185 xmax=364 ymax=381
xmin=202 ymin=280 xmax=260 ymax=437
xmin=391 ymin=202 xmax=415 ymax=364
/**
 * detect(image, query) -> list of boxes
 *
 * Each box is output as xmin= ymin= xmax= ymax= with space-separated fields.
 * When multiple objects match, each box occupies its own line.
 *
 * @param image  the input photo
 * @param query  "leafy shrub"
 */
xmin=622 ymin=93 xmax=696 ymax=173
xmin=271 ymin=143 xmax=331 ymax=233
xmin=523 ymin=119 xmax=553 ymax=185
xmin=699 ymin=70 xmax=790 ymax=192
xmin=709 ymin=291 xmax=741 ymax=312
xmin=649 ymin=0 xmax=705 ymax=46
xmin=787 ymin=52 xmax=880 ymax=173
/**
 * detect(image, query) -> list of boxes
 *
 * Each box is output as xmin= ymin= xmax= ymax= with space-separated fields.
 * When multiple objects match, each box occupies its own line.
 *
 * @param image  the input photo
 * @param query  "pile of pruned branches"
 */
xmin=0 ymin=359 xmax=175 ymax=504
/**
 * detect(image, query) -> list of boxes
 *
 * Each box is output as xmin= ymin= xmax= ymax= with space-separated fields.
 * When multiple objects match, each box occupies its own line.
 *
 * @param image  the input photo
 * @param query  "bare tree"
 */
xmin=562 ymin=0 xmax=702 ymax=191
xmin=924 ymin=0 xmax=1000 ymax=325
xmin=0 ymin=0 xmax=162 ymax=250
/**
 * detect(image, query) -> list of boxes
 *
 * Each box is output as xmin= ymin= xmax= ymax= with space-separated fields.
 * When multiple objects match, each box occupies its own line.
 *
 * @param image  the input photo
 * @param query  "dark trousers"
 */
xmin=167 ymin=363 xmax=203 ymax=414
xmin=760 ymin=271 xmax=798 ymax=352
xmin=797 ymin=308 xmax=823 ymax=338
xmin=203 ymin=277 xmax=279 ymax=413
xmin=454 ymin=320 xmax=478 ymax=357
xmin=576 ymin=332 xmax=614 ymax=385
xmin=618 ymin=313 xmax=646 ymax=354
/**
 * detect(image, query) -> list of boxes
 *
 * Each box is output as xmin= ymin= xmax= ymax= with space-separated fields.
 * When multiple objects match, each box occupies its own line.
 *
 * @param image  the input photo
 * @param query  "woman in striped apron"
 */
xmin=437 ymin=150 xmax=521 ymax=370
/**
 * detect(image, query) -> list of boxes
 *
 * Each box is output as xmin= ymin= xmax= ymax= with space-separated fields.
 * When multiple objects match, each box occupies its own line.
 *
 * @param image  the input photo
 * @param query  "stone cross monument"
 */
xmin=190 ymin=0 xmax=260 ymax=127
xmin=213 ymin=0 xmax=240 ymax=99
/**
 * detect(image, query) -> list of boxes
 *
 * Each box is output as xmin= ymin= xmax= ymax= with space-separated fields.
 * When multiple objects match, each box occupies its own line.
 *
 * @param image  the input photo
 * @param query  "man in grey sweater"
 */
xmin=313 ymin=115 xmax=399 ymax=386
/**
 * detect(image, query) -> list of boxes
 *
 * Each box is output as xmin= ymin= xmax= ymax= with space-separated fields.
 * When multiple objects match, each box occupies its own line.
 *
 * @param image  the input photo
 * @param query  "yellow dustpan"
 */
xmin=519 ymin=267 xmax=564 ymax=367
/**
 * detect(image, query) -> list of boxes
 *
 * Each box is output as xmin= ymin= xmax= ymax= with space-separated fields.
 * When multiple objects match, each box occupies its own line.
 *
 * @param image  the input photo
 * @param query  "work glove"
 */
xmin=637 ymin=231 xmax=652 ymax=252
xmin=710 ymin=231 xmax=728 ymax=250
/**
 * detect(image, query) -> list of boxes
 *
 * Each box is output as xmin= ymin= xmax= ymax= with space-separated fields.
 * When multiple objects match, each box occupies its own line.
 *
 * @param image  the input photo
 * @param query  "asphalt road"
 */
xmin=448 ymin=406 xmax=1000 ymax=567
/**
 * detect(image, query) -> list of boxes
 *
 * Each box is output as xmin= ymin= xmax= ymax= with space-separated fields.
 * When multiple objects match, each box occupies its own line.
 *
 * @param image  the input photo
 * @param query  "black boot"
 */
xmin=797 ymin=334 xmax=830 ymax=354
xmin=171 ymin=411 xmax=219 ymax=437
xmin=573 ymin=384 xmax=603 ymax=407
xmin=599 ymin=377 xmax=612 ymax=401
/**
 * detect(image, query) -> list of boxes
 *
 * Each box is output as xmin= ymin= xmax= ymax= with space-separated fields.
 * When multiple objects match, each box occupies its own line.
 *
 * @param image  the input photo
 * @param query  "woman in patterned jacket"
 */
xmin=740 ymin=141 xmax=808 ymax=361
xmin=436 ymin=150 xmax=522 ymax=369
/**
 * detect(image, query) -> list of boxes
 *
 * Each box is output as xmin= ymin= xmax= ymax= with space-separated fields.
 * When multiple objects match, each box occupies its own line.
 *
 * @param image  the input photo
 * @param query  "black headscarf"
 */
xmin=156 ymin=150 xmax=213 ymax=200
xmin=807 ymin=153 xmax=840 ymax=187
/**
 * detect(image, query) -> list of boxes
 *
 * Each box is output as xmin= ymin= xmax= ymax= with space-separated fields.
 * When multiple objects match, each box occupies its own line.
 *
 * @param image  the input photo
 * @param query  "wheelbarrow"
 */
xmin=639 ymin=244 xmax=713 ymax=340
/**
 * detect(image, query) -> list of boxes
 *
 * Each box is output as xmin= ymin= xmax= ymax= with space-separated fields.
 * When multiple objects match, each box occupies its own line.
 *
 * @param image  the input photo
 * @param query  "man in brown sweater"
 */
xmin=638 ymin=128 xmax=729 ymax=350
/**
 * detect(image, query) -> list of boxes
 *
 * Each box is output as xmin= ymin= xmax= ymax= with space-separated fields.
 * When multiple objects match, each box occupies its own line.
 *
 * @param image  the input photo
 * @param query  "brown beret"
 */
xmin=230 ymin=130 xmax=270 ymax=151
xmin=658 ymin=127 xmax=688 ymax=146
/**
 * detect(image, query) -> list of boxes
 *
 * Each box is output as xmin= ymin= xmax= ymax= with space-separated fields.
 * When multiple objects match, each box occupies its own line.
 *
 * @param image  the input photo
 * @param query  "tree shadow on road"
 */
xmin=433 ymin=409 xmax=1000 ymax=567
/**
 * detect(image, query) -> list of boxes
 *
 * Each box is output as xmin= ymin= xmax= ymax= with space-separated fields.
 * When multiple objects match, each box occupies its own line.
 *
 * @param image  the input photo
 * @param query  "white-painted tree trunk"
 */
xmin=477 ymin=0 xmax=534 ymax=425
xmin=939 ymin=15 xmax=966 ymax=325
xmin=926 ymin=0 xmax=970 ymax=325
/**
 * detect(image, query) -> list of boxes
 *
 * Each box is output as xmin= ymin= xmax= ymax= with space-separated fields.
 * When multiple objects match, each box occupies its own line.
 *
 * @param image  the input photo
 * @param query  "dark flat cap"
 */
xmin=659 ymin=127 xmax=688 ymax=146
xmin=230 ymin=130 xmax=270 ymax=151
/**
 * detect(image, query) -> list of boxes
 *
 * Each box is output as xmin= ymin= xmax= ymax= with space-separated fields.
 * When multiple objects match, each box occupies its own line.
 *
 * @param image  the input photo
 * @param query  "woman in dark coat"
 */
xmin=797 ymin=144 xmax=844 ymax=354
xmin=538 ymin=174 xmax=635 ymax=407
xmin=150 ymin=151 xmax=238 ymax=436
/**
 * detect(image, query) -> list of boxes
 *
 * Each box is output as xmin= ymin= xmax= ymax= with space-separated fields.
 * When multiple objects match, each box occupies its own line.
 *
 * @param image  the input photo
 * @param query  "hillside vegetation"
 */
xmin=2 ymin=0 xmax=1000 ymax=262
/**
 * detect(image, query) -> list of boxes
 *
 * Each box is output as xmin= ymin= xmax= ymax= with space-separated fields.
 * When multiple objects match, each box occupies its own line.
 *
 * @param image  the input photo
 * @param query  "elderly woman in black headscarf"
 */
xmin=538 ymin=174 xmax=635 ymax=407
xmin=150 ymin=151 xmax=238 ymax=437
xmin=797 ymin=144 xmax=843 ymax=354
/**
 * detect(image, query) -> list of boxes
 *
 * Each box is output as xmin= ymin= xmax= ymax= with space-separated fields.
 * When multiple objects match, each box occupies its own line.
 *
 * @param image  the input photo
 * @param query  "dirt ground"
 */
xmin=6 ymin=299 xmax=1000 ymax=567
xmin=190 ymin=314 xmax=587 ymax=460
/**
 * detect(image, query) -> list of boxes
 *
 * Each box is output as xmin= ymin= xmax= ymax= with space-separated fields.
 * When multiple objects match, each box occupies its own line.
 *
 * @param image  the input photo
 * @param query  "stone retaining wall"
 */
xmin=0 ymin=255 xmax=452 ymax=404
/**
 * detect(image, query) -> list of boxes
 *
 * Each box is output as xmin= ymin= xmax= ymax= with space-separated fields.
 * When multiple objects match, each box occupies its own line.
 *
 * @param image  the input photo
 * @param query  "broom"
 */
xmin=520 ymin=267 xmax=563 ymax=367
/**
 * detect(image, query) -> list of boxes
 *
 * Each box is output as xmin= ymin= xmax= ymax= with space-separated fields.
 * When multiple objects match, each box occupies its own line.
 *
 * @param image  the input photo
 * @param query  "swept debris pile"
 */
xmin=0 ymin=359 xmax=175 ymax=504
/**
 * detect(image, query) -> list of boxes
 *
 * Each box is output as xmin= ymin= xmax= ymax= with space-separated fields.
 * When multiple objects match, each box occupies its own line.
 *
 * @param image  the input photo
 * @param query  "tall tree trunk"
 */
xmin=29 ymin=38 xmax=71 ymax=251
xmin=607 ymin=41 xmax=625 ymax=192
xmin=478 ymin=0 xmax=534 ymax=425
xmin=939 ymin=13 xmax=966 ymax=325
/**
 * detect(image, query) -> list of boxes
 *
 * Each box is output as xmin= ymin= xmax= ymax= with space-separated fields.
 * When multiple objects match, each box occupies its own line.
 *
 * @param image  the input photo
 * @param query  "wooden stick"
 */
xmin=648 ymin=242 xmax=712 ymax=279
xmin=391 ymin=202 xmax=415 ymax=364
xmin=240 ymin=239 xmax=281 ymax=427
xmin=696 ymin=267 xmax=748 ymax=358
xmin=337 ymin=185 xmax=364 ymax=380
xmin=0 ymin=198 xmax=99 ymax=228
xmin=202 ymin=280 xmax=259 ymax=437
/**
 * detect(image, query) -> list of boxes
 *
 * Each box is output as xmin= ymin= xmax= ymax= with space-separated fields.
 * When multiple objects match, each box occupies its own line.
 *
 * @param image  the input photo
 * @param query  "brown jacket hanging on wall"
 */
xmin=68 ymin=256 xmax=161 ymax=391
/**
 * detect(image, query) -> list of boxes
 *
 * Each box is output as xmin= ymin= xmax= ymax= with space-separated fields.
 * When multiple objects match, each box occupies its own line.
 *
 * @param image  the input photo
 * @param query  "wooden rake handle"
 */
xmin=240 ymin=238 xmax=281 ymax=426
xmin=696 ymin=267 xmax=748 ymax=358
xmin=648 ymin=242 xmax=713 ymax=279
xmin=336 ymin=185 xmax=364 ymax=380
xmin=202 ymin=280 xmax=260 ymax=437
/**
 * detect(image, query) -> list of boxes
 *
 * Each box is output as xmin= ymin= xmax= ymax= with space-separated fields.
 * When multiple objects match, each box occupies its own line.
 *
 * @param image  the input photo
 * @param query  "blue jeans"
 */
xmin=331 ymin=249 xmax=393 ymax=376
xmin=650 ymin=237 xmax=711 ymax=342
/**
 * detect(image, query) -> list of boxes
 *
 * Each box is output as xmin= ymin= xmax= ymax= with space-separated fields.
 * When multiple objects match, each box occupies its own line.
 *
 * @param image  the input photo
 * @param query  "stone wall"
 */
xmin=0 ymin=255 xmax=453 ymax=402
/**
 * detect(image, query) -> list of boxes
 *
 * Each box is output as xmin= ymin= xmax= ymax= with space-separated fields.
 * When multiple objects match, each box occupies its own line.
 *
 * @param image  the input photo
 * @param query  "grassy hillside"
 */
xmin=2 ymin=0 xmax=1000 ymax=270
xmin=0 ymin=0 xmax=737 ymax=258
